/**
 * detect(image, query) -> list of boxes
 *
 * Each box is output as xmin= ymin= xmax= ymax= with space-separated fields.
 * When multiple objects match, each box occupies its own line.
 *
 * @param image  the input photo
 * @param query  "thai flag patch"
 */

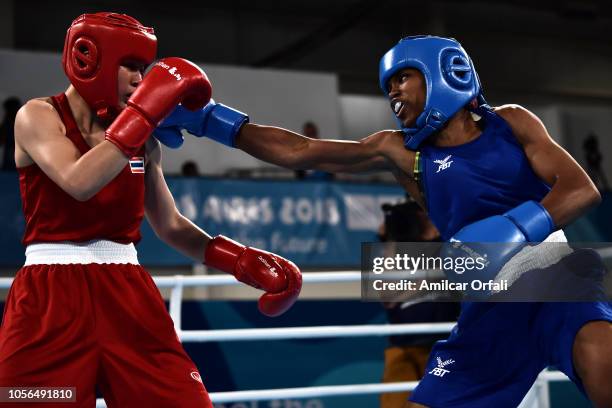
xmin=129 ymin=157 xmax=145 ymax=174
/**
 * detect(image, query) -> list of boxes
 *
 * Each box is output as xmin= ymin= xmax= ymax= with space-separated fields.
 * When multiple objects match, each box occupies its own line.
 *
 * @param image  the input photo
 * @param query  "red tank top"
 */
xmin=19 ymin=93 xmax=145 ymax=245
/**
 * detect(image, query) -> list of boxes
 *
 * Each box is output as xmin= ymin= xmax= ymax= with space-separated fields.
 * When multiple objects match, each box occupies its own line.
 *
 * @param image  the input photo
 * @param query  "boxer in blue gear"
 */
xmin=379 ymin=35 xmax=485 ymax=150
xmin=157 ymin=36 xmax=612 ymax=407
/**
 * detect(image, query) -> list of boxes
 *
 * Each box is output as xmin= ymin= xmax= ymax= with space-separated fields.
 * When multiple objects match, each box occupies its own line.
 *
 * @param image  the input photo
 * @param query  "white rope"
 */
xmin=93 ymin=371 xmax=570 ymax=406
xmin=92 ymin=382 xmax=419 ymax=407
xmin=0 ymin=270 xmax=438 ymax=288
xmin=0 ymin=271 xmax=362 ymax=289
xmin=208 ymin=381 xmax=420 ymax=402
xmin=178 ymin=322 xmax=456 ymax=342
xmin=4 ymin=242 xmax=612 ymax=289
xmin=154 ymin=270 xmax=362 ymax=287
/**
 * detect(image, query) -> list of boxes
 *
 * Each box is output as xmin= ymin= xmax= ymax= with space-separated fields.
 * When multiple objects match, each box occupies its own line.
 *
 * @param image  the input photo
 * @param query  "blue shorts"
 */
xmin=411 ymin=296 xmax=612 ymax=406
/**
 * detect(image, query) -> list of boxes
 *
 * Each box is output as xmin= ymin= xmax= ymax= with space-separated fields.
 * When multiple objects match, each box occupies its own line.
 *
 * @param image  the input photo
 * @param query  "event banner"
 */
xmin=1 ymin=172 xmax=611 ymax=267
xmin=141 ymin=178 xmax=405 ymax=267
xmin=0 ymin=174 xmax=404 ymax=267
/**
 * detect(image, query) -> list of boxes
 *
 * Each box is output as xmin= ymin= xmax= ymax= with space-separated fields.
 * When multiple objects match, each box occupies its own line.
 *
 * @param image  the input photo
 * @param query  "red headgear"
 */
xmin=62 ymin=12 xmax=157 ymax=121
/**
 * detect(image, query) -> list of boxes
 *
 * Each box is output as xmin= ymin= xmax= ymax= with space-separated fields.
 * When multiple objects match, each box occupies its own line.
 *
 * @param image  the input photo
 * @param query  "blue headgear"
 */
xmin=379 ymin=35 xmax=485 ymax=149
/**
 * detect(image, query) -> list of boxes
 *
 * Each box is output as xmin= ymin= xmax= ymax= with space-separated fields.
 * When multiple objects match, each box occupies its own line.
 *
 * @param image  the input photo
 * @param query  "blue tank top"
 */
xmin=416 ymin=108 xmax=551 ymax=241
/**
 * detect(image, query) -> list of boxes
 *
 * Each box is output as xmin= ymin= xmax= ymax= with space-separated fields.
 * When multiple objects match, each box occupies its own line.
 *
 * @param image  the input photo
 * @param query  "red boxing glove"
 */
xmin=205 ymin=235 xmax=302 ymax=317
xmin=106 ymin=57 xmax=212 ymax=157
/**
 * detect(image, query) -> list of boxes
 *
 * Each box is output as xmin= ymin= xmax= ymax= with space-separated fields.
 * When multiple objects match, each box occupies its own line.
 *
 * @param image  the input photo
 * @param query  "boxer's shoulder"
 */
xmin=16 ymin=97 xmax=65 ymax=140
xmin=373 ymin=129 xmax=413 ymax=156
xmin=493 ymin=104 xmax=530 ymax=123
xmin=493 ymin=104 xmax=548 ymax=145
xmin=375 ymin=129 xmax=417 ymax=175
xmin=15 ymin=98 xmax=68 ymax=168
xmin=18 ymin=97 xmax=62 ymax=125
xmin=20 ymin=97 xmax=55 ymax=116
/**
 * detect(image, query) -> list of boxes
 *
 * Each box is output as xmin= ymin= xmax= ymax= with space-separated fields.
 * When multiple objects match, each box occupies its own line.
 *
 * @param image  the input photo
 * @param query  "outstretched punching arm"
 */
xmin=236 ymin=124 xmax=392 ymax=172
xmin=154 ymin=101 xmax=398 ymax=173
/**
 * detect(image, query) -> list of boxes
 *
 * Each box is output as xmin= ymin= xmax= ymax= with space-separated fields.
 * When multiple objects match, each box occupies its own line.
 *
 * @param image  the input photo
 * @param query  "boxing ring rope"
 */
xmin=158 ymin=271 xmax=361 ymax=331
xmin=179 ymin=322 xmax=456 ymax=342
xmin=0 ymin=271 xmax=575 ymax=408
xmin=90 ymin=372 xmax=569 ymax=407
xmin=155 ymin=271 xmax=569 ymax=408
xmin=206 ymin=371 xmax=571 ymax=403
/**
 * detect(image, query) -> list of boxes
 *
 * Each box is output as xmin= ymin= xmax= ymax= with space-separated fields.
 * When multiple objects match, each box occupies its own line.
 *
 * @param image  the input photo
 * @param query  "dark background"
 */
xmin=2 ymin=0 xmax=612 ymax=104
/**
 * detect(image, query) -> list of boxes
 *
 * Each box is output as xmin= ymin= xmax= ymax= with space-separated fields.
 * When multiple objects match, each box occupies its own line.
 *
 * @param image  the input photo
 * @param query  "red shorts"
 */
xmin=0 ymin=262 xmax=212 ymax=407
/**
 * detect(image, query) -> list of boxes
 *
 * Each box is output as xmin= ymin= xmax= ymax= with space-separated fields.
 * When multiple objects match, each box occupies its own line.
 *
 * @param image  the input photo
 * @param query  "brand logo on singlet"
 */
xmin=428 ymin=356 xmax=455 ymax=378
xmin=129 ymin=157 xmax=145 ymax=174
xmin=190 ymin=371 xmax=203 ymax=383
xmin=434 ymin=155 xmax=453 ymax=173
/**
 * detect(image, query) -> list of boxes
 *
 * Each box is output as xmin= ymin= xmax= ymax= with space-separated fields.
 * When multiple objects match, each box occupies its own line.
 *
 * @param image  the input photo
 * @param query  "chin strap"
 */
xmin=403 ymin=108 xmax=447 ymax=150
xmin=402 ymin=93 xmax=491 ymax=150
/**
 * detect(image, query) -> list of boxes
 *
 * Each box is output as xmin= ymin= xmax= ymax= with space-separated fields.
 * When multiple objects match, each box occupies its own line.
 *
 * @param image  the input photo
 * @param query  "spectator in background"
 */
xmin=295 ymin=121 xmax=334 ymax=180
xmin=302 ymin=121 xmax=318 ymax=139
xmin=181 ymin=160 xmax=200 ymax=177
xmin=0 ymin=97 xmax=22 ymax=171
xmin=378 ymin=198 xmax=460 ymax=408
xmin=583 ymin=132 xmax=609 ymax=191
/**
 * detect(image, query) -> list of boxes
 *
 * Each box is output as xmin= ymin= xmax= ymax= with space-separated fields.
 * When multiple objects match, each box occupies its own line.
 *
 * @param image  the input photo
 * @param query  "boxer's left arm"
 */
xmin=496 ymin=105 xmax=601 ymax=227
xmin=237 ymin=125 xmax=395 ymax=173
xmin=144 ymin=138 xmax=210 ymax=260
xmin=154 ymin=103 xmax=397 ymax=173
xmin=143 ymin=139 xmax=301 ymax=316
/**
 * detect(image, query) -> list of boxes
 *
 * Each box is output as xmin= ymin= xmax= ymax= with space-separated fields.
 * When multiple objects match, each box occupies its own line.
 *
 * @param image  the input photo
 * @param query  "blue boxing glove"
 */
xmin=153 ymin=126 xmax=186 ymax=149
xmin=153 ymin=99 xmax=249 ymax=149
xmin=453 ymin=200 xmax=554 ymax=244
xmin=443 ymin=201 xmax=555 ymax=299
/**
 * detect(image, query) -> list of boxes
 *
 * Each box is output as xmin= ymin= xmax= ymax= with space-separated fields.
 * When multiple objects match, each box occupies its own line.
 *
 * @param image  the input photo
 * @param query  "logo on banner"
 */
xmin=129 ymin=157 xmax=145 ymax=174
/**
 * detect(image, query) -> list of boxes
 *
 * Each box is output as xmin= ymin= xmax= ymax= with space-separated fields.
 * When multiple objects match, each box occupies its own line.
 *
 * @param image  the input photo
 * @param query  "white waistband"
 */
xmin=24 ymin=240 xmax=139 ymax=266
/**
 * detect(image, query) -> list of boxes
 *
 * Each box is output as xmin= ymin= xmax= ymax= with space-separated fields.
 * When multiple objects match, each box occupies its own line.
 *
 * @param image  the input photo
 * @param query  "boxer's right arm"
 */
xmin=15 ymin=100 xmax=129 ymax=201
xmin=16 ymin=57 xmax=211 ymax=202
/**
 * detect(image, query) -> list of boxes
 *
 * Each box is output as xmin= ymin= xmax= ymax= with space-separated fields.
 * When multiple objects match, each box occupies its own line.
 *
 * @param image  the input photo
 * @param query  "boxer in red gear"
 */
xmin=0 ymin=12 xmax=302 ymax=408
